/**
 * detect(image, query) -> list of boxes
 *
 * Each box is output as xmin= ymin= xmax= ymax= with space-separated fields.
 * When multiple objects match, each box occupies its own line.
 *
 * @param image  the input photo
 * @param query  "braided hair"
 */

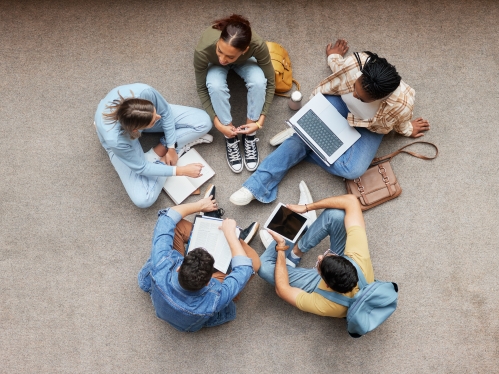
xmin=361 ymin=52 xmax=401 ymax=100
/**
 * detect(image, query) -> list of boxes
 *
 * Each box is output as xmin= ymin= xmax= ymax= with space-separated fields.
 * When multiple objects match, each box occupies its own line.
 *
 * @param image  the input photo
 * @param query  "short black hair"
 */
xmin=178 ymin=248 xmax=214 ymax=291
xmin=319 ymin=256 xmax=358 ymax=293
xmin=361 ymin=51 xmax=401 ymax=100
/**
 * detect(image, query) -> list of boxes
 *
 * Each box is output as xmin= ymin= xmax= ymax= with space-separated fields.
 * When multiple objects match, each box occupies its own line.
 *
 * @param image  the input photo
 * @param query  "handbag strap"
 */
xmin=370 ymin=141 xmax=439 ymax=166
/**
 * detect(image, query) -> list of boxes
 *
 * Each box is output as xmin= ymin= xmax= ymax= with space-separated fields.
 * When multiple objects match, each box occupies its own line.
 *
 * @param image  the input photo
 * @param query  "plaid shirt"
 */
xmin=311 ymin=53 xmax=415 ymax=137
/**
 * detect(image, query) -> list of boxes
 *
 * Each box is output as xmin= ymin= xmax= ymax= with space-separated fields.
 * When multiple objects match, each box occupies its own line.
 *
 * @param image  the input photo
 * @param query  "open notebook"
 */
xmin=285 ymin=93 xmax=361 ymax=166
xmin=162 ymin=149 xmax=215 ymax=205
xmin=187 ymin=215 xmax=240 ymax=274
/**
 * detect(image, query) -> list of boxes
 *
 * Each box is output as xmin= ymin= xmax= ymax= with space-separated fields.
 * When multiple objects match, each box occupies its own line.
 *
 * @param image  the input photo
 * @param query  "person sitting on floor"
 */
xmin=258 ymin=193 xmax=373 ymax=318
xmin=194 ymin=14 xmax=275 ymax=173
xmin=138 ymin=186 xmax=260 ymax=332
xmin=229 ymin=39 xmax=430 ymax=206
xmin=95 ymin=83 xmax=213 ymax=208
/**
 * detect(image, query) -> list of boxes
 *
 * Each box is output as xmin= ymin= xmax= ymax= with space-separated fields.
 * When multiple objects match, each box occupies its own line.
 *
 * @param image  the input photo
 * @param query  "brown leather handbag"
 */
xmin=345 ymin=141 xmax=438 ymax=211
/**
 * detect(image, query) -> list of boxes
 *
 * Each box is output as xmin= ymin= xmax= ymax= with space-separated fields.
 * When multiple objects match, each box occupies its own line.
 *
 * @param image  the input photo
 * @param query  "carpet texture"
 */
xmin=1 ymin=0 xmax=498 ymax=373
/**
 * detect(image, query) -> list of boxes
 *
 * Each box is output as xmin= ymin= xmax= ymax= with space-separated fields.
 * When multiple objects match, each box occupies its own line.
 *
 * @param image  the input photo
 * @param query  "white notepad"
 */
xmin=162 ymin=149 xmax=215 ymax=205
xmin=187 ymin=216 xmax=240 ymax=274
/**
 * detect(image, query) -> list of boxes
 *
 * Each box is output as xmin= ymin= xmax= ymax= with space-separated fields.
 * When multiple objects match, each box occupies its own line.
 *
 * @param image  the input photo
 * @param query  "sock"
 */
xmin=289 ymin=251 xmax=301 ymax=260
xmin=248 ymin=131 xmax=256 ymax=136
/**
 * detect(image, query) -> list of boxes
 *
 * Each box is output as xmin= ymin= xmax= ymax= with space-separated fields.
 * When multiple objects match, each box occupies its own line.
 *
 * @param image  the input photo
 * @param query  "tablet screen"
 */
xmin=266 ymin=205 xmax=308 ymax=241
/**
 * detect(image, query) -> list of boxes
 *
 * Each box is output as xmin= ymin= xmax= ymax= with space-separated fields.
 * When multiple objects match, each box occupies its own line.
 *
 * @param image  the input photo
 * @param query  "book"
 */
xmin=187 ymin=215 xmax=240 ymax=274
xmin=162 ymin=149 xmax=215 ymax=205
xmin=285 ymin=93 xmax=361 ymax=166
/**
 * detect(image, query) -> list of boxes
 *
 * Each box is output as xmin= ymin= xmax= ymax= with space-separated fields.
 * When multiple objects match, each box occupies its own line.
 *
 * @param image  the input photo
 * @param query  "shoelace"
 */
xmin=244 ymin=137 xmax=259 ymax=160
xmin=227 ymin=139 xmax=242 ymax=163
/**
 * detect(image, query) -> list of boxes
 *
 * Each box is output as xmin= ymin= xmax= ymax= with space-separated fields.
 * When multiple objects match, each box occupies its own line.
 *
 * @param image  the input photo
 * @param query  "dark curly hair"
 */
xmin=212 ymin=14 xmax=252 ymax=51
xmin=178 ymin=248 xmax=215 ymax=291
xmin=319 ymin=256 xmax=359 ymax=294
xmin=360 ymin=52 xmax=401 ymax=100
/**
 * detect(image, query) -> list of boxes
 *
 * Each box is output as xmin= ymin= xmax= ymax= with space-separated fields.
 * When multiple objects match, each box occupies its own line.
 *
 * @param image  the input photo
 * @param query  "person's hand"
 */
xmin=198 ymin=195 xmax=218 ymax=213
xmin=285 ymin=203 xmax=308 ymax=214
xmin=410 ymin=117 xmax=430 ymax=138
xmin=176 ymin=163 xmax=204 ymax=178
xmin=236 ymin=122 xmax=259 ymax=134
xmin=219 ymin=218 xmax=238 ymax=238
xmin=326 ymin=39 xmax=349 ymax=57
xmin=163 ymin=148 xmax=178 ymax=166
xmin=216 ymin=123 xmax=238 ymax=137
xmin=266 ymin=229 xmax=287 ymax=250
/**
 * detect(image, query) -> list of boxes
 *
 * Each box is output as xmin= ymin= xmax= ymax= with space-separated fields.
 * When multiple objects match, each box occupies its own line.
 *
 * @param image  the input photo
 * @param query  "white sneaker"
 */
xmin=144 ymin=148 xmax=161 ymax=162
xmin=177 ymin=134 xmax=213 ymax=157
xmin=298 ymin=181 xmax=317 ymax=227
xmin=230 ymin=187 xmax=255 ymax=206
xmin=259 ymin=229 xmax=273 ymax=248
xmin=269 ymin=128 xmax=295 ymax=146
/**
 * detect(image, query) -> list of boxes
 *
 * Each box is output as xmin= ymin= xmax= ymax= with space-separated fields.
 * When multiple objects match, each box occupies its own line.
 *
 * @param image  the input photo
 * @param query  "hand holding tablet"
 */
xmin=263 ymin=203 xmax=308 ymax=243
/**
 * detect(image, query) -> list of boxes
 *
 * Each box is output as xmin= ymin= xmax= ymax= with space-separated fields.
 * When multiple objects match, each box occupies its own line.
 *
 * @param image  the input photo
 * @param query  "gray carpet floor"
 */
xmin=1 ymin=0 xmax=498 ymax=373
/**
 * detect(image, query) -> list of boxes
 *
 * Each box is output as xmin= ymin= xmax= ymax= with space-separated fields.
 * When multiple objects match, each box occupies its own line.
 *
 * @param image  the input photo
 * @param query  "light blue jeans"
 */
xmin=258 ymin=209 xmax=347 ymax=291
xmin=206 ymin=57 xmax=266 ymax=125
xmin=109 ymin=105 xmax=211 ymax=208
xmin=242 ymin=95 xmax=384 ymax=203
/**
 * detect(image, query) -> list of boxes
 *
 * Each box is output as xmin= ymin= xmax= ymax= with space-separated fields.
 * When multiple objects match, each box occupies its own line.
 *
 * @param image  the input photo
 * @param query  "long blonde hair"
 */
xmin=103 ymin=91 xmax=155 ymax=139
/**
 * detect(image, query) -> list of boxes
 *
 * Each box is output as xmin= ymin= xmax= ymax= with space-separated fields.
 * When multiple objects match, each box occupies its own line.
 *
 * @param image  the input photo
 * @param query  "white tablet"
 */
xmin=263 ymin=203 xmax=308 ymax=243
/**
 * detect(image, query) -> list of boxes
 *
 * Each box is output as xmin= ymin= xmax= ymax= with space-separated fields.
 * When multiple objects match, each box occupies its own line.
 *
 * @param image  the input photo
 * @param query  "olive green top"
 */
xmin=194 ymin=27 xmax=275 ymax=121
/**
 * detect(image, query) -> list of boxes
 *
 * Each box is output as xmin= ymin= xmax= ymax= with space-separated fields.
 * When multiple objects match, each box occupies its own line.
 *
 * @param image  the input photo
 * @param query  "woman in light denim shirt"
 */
xmin=95 ymin=83 xmax=212 ymax=208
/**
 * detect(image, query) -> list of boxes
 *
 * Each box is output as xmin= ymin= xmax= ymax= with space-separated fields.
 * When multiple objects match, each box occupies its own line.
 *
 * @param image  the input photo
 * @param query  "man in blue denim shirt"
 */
xmin=138 ymin=194 xmax=260 ymax=332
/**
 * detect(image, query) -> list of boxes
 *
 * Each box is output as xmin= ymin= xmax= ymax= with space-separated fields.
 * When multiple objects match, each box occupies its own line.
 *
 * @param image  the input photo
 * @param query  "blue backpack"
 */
xmin=314 ymin=257 xmax=398 ymax=338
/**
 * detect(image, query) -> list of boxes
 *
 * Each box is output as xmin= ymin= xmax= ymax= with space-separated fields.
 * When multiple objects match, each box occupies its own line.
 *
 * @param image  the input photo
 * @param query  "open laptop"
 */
xmin=285 ymin=93 xmax=361 ymax=166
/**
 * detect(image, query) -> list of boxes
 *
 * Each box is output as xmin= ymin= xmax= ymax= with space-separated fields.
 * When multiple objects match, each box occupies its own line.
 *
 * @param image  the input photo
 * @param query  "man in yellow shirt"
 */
xmin=258 ymin=194 xmax=373 ymax=317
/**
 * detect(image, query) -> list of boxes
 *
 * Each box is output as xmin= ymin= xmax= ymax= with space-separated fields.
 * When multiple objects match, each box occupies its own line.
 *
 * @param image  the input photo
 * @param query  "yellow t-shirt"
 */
xmin=295 ymin=226 xmax=374 ymax=318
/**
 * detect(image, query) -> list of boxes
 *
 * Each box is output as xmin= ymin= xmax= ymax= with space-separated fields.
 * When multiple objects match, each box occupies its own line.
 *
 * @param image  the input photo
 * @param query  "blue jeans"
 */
xmin=109 ymin=105 xmax=211 ymax=208
xmin=258 ymin=209 xmax=347 ymax=291
xmin=206 ymin=57 xmax=266 ymax=125
xmin=243 ymin=95 xmax=384 ymax=203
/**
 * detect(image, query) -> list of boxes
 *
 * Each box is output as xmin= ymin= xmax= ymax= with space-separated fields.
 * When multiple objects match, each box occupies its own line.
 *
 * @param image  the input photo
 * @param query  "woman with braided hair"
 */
xmin=230 ymin=39 xmax=430 ymax=206
xmin=194 ymin=14 xmax=275 ymax=174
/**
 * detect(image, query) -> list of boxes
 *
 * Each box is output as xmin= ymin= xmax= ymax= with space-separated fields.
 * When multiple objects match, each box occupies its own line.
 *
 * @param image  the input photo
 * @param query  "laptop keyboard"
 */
xmin=297 ymin=110 xmax=344 ymax=157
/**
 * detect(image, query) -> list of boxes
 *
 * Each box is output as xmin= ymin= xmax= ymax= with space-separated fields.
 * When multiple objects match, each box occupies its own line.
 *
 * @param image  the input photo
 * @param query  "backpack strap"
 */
xmin=274 ymin=79 xmax=301 ymax=98
xmin=370 ymin=141 xmax=439 ymax=166
xmin=313 ymin=257 xmax=367 ymax=307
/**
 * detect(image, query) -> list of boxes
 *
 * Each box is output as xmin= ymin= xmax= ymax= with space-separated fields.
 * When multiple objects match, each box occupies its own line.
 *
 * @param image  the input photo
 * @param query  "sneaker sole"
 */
xmin=242 ymin=222 xmax=260 ymax=244
xmin=270 ymin=128 xmax=294 ymax=146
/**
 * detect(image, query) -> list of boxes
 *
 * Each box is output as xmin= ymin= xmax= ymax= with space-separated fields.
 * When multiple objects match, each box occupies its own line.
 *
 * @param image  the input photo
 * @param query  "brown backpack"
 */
xmin=266 ymin=41 xmax=300 ymax=97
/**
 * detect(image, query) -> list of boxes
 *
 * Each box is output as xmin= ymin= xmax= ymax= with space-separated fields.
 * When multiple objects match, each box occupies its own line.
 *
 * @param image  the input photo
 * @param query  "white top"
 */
xmin=341 ymin=92 xmax=383 ymax=120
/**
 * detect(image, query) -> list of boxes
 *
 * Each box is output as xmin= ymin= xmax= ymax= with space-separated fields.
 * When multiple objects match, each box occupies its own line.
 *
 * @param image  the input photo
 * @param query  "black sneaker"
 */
xmin=242 ymin=134 xmax=259 ymax=171
xmin=202 ymin=185 xmax=225 ymax=219
xmin=238 ymin=222 xmax=260 ymax=244
xmin=225 ymin=137 xmax=243 ymax=173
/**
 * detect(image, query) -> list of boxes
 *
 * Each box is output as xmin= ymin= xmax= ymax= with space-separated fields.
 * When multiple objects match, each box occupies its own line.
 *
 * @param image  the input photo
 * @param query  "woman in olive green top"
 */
xmin=194 ymin=14 xmax=275 ymax=173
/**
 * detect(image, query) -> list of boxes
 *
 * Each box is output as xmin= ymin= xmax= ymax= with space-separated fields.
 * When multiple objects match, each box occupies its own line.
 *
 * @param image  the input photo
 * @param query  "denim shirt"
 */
xmin=138 ymin=209 xmax=254 ymax=332
xmin=95 ymin=83 xmax=177 ymax=177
